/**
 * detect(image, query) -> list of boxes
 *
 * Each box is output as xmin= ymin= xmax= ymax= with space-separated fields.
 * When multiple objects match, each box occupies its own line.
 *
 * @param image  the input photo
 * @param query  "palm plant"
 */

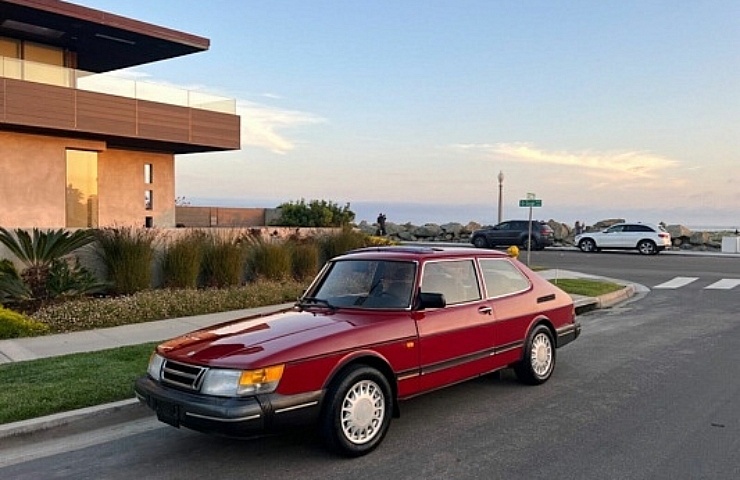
xmin=0 ymin=259 xmax=31 ymax=305
xmin=0 ymin=227 xmax=96 ymax=299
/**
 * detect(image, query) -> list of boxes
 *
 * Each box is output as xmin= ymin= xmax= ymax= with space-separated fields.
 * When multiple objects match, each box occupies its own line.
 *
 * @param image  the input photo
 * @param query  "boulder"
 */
xmin=440 ymin=222 xmax=463 ymax=236
xmin=413 ymin=224 xmax=443 ymax=238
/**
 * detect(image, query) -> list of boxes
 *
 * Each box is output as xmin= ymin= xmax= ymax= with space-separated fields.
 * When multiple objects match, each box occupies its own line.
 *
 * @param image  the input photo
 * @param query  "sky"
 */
xmin=76 ymin=1 xmax=739 ymax=229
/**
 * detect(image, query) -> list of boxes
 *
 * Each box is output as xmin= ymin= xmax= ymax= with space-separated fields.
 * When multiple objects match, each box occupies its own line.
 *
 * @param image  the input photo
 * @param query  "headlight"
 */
xmin=201 ymin=365 xmax=285 ymax=397
xmin=147 ymin=353 xmax=165 ymax=380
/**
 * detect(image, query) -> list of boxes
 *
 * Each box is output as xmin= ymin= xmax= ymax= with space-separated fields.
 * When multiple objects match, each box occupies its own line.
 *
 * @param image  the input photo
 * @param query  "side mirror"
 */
xmin=418 ymin=292 xmax=446 ymax=309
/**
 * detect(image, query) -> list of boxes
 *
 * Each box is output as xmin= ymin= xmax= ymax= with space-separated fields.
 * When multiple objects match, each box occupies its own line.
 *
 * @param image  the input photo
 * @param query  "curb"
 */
xmin=0 ymin=398 xmax=146 ymax=441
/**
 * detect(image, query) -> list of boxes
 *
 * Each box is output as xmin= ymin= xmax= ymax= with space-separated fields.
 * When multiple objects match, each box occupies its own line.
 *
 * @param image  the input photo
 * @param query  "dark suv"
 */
xmin=471 ymin=220 xmax=555 ymax=250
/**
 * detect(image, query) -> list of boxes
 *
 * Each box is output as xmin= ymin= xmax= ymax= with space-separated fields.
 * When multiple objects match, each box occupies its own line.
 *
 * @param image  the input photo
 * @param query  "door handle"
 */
xmin=478 ymin=306 xmax=492 ymax=315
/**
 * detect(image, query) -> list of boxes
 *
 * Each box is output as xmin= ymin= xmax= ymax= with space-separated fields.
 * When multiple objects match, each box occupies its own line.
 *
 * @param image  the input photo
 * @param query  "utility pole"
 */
xmin=497 ymin=170 xmax=504 ymax=224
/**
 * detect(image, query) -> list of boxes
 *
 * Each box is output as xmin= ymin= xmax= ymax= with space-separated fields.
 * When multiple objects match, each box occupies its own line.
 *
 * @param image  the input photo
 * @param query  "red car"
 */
xmin=135 ymin=246 xmax=580 ymax=456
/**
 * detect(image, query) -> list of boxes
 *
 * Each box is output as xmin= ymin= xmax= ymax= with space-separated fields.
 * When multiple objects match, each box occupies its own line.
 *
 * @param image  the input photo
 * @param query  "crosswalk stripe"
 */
xmin=705 ymin=279 xmax=740 ymax=290
xmin=653 ymin=277 xmax=699 ymax=289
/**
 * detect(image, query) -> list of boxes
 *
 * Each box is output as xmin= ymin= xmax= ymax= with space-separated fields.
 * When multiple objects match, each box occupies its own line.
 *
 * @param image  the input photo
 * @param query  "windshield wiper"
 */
xmin=296 ymin=297 xmax=337 ymax=312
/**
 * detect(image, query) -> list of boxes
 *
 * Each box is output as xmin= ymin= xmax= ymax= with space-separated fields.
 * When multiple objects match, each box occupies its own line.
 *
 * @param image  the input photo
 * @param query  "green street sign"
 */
xmin=519 ymin=199 xmax=542 ymax=207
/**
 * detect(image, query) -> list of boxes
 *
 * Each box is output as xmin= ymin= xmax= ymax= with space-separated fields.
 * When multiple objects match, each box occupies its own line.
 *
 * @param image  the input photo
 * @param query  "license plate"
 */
xmin=156 ymin=400 xmax=180 ymax=427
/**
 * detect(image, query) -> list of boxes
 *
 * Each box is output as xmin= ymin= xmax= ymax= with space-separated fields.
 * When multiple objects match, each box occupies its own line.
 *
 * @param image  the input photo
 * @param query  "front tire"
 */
xmin=637 ymin=240 xmax=657 ymax=255
xmin=578 ymin=238 xmax=597 ymax=253
xmin=320 ymin=365 xmax=392 ymax=457
xmin=473 ymin=236 xmax=489 ymax=248
xmin=514 ymin=325 xmax=556 ymax=385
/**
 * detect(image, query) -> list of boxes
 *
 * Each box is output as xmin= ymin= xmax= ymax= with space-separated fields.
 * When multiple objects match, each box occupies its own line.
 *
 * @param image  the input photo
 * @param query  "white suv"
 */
xmin=575 ymin=223 xmax=671 ymax=255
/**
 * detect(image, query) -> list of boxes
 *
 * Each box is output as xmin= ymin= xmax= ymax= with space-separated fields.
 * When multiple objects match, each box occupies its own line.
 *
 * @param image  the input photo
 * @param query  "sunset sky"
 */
xmin=78 ymin=1 xmax=739 ymax=228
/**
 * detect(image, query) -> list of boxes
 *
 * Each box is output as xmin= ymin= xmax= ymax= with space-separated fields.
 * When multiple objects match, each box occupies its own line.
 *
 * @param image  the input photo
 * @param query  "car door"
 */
xmin=477 ymin=258 xmax=535 ymax=368
xmin=599 ymin=224 xmax=626 ymax=248
xmin=414 ymin=259 xmax=496 ymax=391
xmin=494 ymin=221 xmax=519 ymax=245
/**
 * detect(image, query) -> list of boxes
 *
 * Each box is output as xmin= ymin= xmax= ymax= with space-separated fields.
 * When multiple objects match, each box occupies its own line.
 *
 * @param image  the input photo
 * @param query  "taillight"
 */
xmin=659 ymin=233 xmax=669 ymax=238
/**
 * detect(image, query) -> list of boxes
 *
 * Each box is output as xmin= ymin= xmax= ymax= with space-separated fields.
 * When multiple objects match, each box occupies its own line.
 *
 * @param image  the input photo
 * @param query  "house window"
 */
xmin=66 ymin=150 xmax=99 ymax=228
xmin=145 ymin=190 xmax=153 ymax=210
xmin=144 ymin=164 xmax=153 ymax=184
xmin=22 ymin=41 xmax=68 ymax=86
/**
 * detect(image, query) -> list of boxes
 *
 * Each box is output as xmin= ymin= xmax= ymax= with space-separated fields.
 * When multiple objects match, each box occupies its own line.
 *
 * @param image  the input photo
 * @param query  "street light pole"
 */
xmin=497 ymin=170 xmax=504 ymax=224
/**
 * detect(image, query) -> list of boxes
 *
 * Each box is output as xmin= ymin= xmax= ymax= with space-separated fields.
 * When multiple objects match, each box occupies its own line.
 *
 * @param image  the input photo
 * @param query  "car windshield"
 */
xmin=308 ymin=259 xmax=417 ymax=309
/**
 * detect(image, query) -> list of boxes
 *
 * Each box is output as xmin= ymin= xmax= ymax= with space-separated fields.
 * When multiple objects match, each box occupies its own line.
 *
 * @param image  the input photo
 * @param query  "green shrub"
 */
xmin=31 ymin=281 xmax=306 ymax=334
xmin=0 ymin=306 xmax=49 ymax=339
xmin=0 ymin=227 xmax=96 ymax=301
xmin=271 ymin=199 xmax=355 ymax=227
xmin=161 ymin=232 xmax=204 ymax=289
xmin=247 ymin=241 xmax=293 ymax=281
xmin=94 ymin=227 xmax=157 ymax=295
xmin=46 ymin=258 xmax=106 ymax=299
xmin=318 ymin=227 xmax=371 ymax=263
xmin=291 ymin=242 xmax=320 ymax=280
xmin=201 ymin=234 xmax=244 ymax=288
xmin=0 ymin=259 xmax=31 ymax=306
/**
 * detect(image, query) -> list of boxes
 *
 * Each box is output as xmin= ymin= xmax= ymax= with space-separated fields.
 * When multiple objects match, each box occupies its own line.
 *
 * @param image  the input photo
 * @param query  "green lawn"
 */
xmin=0 ymin=343 xmax=155 ymax=424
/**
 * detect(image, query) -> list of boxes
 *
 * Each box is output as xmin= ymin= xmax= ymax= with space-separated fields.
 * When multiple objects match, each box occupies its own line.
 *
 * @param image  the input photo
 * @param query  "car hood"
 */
xmin=157 ymin=307 xmax=407 ymax=368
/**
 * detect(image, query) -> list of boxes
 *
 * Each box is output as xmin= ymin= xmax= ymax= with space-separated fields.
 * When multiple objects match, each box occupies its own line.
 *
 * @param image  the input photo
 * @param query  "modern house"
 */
xmin=0 ymin=0 xmax=240 ymax=229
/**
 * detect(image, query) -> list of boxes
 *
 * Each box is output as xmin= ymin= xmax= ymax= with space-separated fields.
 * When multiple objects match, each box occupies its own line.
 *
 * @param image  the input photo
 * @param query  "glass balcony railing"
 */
xmin=0 ymin=56 xmax=236 ymax=114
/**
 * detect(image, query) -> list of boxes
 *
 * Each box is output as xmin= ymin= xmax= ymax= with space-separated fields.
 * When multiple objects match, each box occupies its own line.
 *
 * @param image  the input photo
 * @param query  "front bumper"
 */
xmin=134 ymin=376 xmax=323 ymax=437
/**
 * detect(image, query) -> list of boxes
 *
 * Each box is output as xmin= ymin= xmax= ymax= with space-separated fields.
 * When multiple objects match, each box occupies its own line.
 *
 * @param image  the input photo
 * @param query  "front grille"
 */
xmin=161 ymin=359 xmax=208 ymax=392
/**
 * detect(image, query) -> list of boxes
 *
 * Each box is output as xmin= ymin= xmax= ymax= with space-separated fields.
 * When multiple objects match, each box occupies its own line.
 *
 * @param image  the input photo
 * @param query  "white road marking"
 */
xmin=704 ymin=279 xmax=740 ymax=290
xmin=653 ymin=277 xmax=699 ymax=289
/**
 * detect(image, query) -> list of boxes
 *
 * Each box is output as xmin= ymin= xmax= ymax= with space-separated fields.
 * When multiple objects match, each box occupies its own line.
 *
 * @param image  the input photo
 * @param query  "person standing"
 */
xmin=377 ymin=213 xmax=387 ymax=236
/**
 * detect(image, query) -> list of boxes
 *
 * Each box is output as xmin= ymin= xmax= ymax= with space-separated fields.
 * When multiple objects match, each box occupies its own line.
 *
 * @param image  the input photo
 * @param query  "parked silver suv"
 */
xmin=575 ymin=222 xmax=671 ymax=255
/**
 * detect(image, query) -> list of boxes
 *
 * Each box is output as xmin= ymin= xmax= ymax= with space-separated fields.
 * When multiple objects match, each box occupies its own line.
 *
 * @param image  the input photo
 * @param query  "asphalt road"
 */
xmin=2 ymin=250 xmax=739 ymax=479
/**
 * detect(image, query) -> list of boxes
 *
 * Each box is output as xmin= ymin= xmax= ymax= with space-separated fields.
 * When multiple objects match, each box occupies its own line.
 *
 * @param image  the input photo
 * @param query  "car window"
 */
xmin=479 ymin=258 xmax=531 ymax=298
xmin=606 ymin=225 xmax=625 ymax=233
xmin=632 ymin=225 xmax=653 ymax=232
xmin=421 ymin=259 xmax=481 ymax=305
xmin=312 ymin=260 xmax=416 ymax=309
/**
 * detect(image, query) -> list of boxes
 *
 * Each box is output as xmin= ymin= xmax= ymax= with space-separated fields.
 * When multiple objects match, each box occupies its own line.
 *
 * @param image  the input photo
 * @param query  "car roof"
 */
xmin=610 ymin=222 xmax=659 ymax=228
xmin=335 ymin=245 xmax=509 ymax=261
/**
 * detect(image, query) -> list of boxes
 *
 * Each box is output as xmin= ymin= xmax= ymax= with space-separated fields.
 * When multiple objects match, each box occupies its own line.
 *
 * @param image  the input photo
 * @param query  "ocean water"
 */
xmin=187 ymin=197 xmax=740 ymax=232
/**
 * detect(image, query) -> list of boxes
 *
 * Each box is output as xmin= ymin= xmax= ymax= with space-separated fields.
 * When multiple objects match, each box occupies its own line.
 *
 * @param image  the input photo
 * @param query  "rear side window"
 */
xmin=421 ymin=259 xmax=481 ymax=305
xmin=479 ymin=259 xmax=530 ymax=298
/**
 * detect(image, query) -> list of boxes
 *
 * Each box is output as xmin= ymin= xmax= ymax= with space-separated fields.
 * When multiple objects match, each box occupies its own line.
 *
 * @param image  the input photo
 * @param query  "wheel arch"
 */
xmin=523 ymin=316 xmax=557 ymax=356
xmin=322 ymin=351 xmax=399 ymax=417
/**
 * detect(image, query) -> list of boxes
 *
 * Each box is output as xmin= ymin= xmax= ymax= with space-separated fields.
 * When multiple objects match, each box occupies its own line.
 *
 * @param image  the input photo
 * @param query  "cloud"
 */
xmin=237 ymin=101 xmax=326 ymax=154
xmin=454 ymin=142 xmax=680 ymax=179
xmin=90 ymin=69 xmax=326 ymax=155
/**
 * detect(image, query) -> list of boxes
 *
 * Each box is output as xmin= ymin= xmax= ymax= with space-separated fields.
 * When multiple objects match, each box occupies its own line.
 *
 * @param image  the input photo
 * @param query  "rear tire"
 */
xmin=637 ymin=240 xmax=657 ymax=255
xmin=514 ymin=325 xmax=556 ymax=385
xmin=522 ymin=237 xmax=538 ymax=250
xmin=320 ymin=365 xmax=392 ymax=457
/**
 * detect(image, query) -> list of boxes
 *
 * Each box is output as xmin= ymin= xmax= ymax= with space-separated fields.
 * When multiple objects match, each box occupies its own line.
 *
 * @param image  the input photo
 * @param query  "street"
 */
xmin=2 ymin=250 xmax=739 ymax=479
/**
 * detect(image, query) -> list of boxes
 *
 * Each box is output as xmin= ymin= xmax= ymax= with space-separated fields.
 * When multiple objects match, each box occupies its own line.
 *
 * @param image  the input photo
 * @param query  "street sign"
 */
xmin=519 ymin=199 xmax=542 ymax=207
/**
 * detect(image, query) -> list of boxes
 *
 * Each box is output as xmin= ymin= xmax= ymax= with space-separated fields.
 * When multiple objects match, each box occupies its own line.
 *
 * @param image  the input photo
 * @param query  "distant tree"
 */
xmin=271 ymin=199 xmax=355 ymax=227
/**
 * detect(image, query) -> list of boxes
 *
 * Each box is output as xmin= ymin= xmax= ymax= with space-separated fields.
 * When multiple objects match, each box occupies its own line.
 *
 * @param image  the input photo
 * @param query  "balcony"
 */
xmin=0 ymin=56 xmax=240 ymax=153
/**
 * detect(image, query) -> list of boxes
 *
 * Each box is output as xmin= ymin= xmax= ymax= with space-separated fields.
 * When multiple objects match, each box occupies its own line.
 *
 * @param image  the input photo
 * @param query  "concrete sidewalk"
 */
xmin=0 ymin=303 xmax=296 ymax=364
xmin=0 ymin=270 xmax=639 ymax=442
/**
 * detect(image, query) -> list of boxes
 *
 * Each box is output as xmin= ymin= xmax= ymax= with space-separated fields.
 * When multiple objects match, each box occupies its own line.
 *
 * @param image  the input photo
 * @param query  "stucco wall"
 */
xmin=0 ymin=131 xmax=175 ymax=228
xmin=99 ymin=149 xmax=174 ymax=228
xmin=0 ymin=131 xmax=105 ymax=228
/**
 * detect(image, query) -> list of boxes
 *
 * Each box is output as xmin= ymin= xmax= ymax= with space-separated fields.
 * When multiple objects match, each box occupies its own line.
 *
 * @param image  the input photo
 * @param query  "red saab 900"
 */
xmin=135 ymin=246 xmax=580 ymax=456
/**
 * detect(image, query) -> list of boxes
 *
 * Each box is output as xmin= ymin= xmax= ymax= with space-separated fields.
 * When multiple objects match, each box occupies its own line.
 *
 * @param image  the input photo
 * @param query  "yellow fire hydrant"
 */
xmin=507 ymin=245 xmax=520 ymax=258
